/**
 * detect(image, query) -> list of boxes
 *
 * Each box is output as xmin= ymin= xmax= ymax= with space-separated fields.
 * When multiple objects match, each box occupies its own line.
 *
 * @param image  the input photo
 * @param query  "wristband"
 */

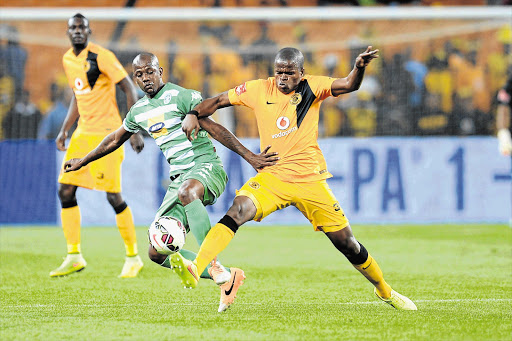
xmin=187 ymin=110 xmax=200 ymax=117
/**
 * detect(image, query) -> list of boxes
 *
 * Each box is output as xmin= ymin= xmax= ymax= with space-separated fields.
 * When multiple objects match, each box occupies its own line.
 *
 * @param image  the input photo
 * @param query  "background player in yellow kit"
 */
xmin=51 ymin=13 xmax=145 ymax=278
xmin=177 ymin=46 xmax=417 ymax=311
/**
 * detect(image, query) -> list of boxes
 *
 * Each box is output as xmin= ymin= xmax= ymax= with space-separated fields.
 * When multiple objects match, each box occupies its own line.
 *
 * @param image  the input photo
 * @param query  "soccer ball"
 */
xmin=148 ymin=216 xmax=186 ymax=255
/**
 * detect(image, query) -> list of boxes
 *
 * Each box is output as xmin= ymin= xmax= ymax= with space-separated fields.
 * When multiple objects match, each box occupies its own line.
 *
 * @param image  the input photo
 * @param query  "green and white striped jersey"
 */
xmin=123 ymin=82 xmax=221 ymax=178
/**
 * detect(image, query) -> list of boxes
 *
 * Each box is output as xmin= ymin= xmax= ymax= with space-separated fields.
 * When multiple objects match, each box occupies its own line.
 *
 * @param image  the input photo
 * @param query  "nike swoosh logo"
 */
xmin=224 ymin=272 xmax=237 ymax=295
xmin=187 ymin=264 xmax=198 ymax=281
xmin=151 ymin=234 xmax=164 ymax=249
xmin=266 ymin=101 xmax=276 ymax=104
xmin=362 ymin=258 xmax=373 ymax=270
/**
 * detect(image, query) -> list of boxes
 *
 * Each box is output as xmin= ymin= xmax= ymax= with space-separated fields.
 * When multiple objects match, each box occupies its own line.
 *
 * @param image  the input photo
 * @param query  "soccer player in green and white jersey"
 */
xmin=64 ymin=52 xmax=279 ymax=312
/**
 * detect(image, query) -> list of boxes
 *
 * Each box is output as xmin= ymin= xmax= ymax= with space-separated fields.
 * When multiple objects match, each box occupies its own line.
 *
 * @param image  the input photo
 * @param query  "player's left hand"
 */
xmin=246 ymin=145 xmax=279 ymax=171
xmin=63 ymin=158 xmax=83 ymax=172
xmin=129 ymin=132 xmax=145 ymax=154
xmin=355 ymin=46 xmax=379 ymax=69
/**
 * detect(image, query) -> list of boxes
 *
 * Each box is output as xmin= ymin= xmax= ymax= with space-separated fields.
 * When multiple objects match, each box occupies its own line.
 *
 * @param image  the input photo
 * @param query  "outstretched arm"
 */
xmin=199 ymin=117 xmax=279 ymax=171
xmin=64 ymin=126 xmax=133 ymax=172
xmin=118 ymin=76 xmax=145 ymax=153
xmin=331 ymin=46 xmax=379 ymax=97
xmin=182 ymin=91 xmax=232 ymax=141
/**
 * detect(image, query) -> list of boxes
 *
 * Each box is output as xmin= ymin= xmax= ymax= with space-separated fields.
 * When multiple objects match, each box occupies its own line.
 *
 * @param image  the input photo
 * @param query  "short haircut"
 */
xmin=133 ymin=52 xmax=159 ymax=67
xmin=69 ymin=13 xmax=89 ymax=27
xmin=275 ymin=47 xmax=304 ymax=69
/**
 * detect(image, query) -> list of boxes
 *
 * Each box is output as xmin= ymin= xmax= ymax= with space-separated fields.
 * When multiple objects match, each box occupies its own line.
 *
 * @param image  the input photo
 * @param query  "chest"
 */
xmin=66 ymin=53 xmax=102 ymax=91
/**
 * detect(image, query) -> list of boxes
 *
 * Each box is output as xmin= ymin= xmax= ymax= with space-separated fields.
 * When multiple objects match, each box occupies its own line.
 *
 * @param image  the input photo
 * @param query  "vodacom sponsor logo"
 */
xmin=74 ymin=77 xmax=91 ymax=95
xmin=276 ymin=116 xmax=290 ymax=130
xmin=272 ymin=116 xmax=296 ymax=138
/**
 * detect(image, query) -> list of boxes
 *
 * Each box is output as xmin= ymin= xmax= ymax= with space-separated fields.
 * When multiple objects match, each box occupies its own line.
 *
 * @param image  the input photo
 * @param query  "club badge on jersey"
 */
xmin=290 ymin=93 xmax=302 ymax=105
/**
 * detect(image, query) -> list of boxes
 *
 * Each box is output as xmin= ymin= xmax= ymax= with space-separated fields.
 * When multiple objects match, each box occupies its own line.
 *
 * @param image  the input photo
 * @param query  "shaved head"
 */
xmin=133 ymin=52 xmax=159 ymax=69
xmin=275 ymin=47 xmax=304 ymax=69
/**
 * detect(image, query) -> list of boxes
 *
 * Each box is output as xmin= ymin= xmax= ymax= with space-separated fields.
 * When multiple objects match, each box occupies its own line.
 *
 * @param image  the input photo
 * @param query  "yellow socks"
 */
xmin=61 ymin=206 xmax=81 ymax=254
xmin=353 ymin=253 xmax=392 ymax=299
xmin=195 ymin=223 xmax=235 ymax=274
xmin=115 ymin=206 xmax=138 ymax=257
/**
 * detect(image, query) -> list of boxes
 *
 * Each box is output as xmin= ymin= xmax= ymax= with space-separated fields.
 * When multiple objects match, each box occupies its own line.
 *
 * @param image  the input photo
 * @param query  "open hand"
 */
xmin=246 ymin=145 xmax=279 ymax=171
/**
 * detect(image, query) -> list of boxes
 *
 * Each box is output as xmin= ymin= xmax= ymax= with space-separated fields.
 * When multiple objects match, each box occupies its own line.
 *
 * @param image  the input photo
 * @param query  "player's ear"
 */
xmin=159 ymin=67 xmax=163 ymax=76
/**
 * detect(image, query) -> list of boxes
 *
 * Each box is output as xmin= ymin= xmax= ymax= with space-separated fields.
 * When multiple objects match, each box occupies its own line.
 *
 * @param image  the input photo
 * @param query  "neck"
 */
xmin=148 ymin=83 xmax=165 ymax=98
xmin=72 ymin=43 xmax=87 ymax=56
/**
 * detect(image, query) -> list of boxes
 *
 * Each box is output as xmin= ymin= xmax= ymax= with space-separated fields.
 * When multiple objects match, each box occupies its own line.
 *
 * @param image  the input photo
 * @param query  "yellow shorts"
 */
xmin=237 ymin=172 xmax=349 ymax=232
xmin=58 ymin=131 xmax=124 ymax=193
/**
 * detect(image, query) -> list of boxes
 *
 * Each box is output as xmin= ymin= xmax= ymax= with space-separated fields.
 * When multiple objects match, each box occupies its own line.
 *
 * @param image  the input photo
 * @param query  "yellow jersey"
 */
xmin=62 ymin=42 xmax=128 ymax=134
xmin=228 ymin=75 xmax=335 ymax=182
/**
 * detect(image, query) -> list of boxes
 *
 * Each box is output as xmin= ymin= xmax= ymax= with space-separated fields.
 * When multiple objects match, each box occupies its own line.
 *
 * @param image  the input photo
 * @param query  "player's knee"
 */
xmin=106 ymin=192 xmax=124 ymax=208
xmin=327 ymin=229 xmax=359 ymax=255
xmin=58 ymin=186 xmax=76 ymax=206
xmin=147 ymin=245 xmax=167 ymax=264
xmin=227 ymin=196 xmax=255 ymax=224
xmin=178 ymin=181 xmax=203 ymax=206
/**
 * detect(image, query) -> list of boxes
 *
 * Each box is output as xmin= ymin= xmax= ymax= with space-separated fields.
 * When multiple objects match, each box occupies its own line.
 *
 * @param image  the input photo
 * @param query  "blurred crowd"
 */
xmin=0 ymin=17 xmax=510 ymax=140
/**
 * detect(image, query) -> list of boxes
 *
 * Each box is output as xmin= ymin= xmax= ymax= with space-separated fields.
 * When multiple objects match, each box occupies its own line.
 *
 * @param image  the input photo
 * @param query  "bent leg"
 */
xmin=178 ymin=179 xmax=209 ymax=244
xmin=324 ymin=225 xmax=392 ymax=299
xmin=195 ymin=195 xmax=257 ymax=275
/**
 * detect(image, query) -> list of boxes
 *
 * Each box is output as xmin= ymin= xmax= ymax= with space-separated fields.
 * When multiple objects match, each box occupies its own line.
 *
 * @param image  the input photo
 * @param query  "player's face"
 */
xmin=133 ymin=60 xmax=163 ymax=97
xmin=274 ymin=61 xmax=304 ymax=94
xmin=67 ymin=17 xmax=90 ymax=47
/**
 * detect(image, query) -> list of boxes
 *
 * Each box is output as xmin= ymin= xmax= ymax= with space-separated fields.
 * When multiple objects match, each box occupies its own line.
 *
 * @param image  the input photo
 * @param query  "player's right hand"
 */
xmin=182 ymin=114 xmax=201 ymax=141
xmin=63 ymin=158 xmax=83 ymax=172
xmin=55 ymin=131 xmax=68 ymax=151
xmin=498 ymin=129 xmax=512 ymax=156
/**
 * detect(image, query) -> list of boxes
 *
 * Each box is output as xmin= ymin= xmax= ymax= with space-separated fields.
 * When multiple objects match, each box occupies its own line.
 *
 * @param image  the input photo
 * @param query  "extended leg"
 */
xmin=324 ymin=225 xmax=416 ymax=310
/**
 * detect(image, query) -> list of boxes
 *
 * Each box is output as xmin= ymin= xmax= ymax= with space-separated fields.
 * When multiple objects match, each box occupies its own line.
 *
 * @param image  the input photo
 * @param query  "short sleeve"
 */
xmin=308 ymin=75 xmax=335 ymax=101
xmin=177 ymin=89 xmax=203 ymax=115
xmin=228 ymin=80 xmax=262 ymax=109
xmin=98 ymin=48 xmax=128 ymax=84
xmin=122 ymin=109 xmax=140 ymax=133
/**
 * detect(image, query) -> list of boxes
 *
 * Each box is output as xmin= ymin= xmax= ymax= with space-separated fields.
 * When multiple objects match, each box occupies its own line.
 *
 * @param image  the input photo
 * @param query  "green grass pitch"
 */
xmin=1 ymin=224 xmax=511 ymax=340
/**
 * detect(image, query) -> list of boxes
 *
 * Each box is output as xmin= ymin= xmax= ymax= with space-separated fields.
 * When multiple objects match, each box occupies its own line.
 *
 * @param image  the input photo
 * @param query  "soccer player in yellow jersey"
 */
xmin=51 ymin=13 xmax=145 ymax=278
xmin=177 ymin=46 xmax=417 ymax=311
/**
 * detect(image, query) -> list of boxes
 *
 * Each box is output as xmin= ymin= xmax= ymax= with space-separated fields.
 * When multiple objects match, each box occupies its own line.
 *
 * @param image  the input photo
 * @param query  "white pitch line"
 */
xmin=4 ymin=298 xmax=512 ymax=309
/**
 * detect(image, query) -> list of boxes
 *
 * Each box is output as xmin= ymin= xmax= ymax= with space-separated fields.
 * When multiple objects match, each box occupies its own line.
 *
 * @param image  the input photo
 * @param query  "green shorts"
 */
xmin=154 ymin=160 xmax=227 ymax=232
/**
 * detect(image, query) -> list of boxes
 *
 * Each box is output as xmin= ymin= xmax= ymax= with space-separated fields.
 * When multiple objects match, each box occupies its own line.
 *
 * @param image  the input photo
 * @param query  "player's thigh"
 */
xmin=181 ymin=160 xmax=227 ymax=206
xmin=237 ymin=172 xmax=294 ymax=222
xmin=88 ymin=143 xmax=124 ymax=193
xmin=293 ymin=180 xmax=349 ymax=232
